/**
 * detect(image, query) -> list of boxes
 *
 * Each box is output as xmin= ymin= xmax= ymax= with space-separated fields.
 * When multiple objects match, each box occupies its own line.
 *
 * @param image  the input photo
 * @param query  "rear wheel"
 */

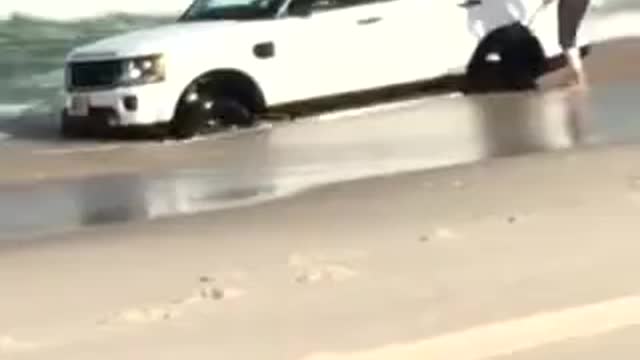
xmin=466 ymin=22 xmax=546 ymax=93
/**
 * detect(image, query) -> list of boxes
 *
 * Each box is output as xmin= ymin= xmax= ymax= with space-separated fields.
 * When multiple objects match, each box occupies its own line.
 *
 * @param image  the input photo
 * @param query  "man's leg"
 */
xmin=565 ymin=46 xmax=586 ymax=86
xmin=558 ymin=0 xmax=590 ymax=86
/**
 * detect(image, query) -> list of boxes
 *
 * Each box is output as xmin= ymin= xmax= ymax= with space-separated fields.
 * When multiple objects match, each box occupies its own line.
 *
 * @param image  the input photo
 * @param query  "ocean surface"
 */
xmin=0 ymin=0 xmax=638 ymax=123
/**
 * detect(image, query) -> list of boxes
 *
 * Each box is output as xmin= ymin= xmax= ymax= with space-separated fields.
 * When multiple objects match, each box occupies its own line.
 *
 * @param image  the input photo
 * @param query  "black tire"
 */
xmin=170 ymin=95 xmax=255 ymax=139
xmin=210 ymin=97 xmax=255 ymax=128
xmin=466 ymin=22 xmax=546 ymax=93
xmin=60 ymin=111 xmax=87 ymax=139
xmin=169 ymin=96 xmax=212 ymax=140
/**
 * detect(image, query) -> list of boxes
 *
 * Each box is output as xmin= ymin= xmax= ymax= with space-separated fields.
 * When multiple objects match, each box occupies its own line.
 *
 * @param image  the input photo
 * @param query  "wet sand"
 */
xmin=0 ymin=86 xmax=628 ymax=240
xmin=1 ymin=37 xmax=640 ymax=359
xmin=538 ymin=36 xmax=640 ymax=88
xmin=4 ymin=142 xmax=640 ymax=359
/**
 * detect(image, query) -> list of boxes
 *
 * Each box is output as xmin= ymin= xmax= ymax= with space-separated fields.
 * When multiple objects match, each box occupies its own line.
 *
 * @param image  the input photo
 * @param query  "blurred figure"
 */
xmin=545 ymin=0 xmax=591 ymax=88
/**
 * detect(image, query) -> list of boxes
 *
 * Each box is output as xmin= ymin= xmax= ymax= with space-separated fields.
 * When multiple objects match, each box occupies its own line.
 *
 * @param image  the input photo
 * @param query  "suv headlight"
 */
xmin=120 ymin=54 xmax=166 ymax=86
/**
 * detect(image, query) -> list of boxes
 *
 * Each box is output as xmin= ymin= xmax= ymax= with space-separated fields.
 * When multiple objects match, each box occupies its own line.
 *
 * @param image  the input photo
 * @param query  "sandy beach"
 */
xmin=1 ymin=35 xmax=640 ymax=359
xmin=4 ymin=142 xmax=640 ymax=359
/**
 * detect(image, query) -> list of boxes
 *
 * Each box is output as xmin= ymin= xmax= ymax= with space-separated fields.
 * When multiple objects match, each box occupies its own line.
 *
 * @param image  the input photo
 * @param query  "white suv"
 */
xmin=62 ymin=0 xmax=569 ymax=139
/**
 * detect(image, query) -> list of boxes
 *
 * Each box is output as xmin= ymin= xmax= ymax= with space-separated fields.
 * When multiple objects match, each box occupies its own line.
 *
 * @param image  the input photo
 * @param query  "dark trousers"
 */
xmin=558 ymin=0 xmax=590 ymax=49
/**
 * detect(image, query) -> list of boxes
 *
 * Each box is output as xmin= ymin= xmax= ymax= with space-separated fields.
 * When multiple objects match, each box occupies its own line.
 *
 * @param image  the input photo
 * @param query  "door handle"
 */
xmin=458 ymin=0 xmax=482 ymax=8
xmin=357 ymin=16 xmax=382 ymax=25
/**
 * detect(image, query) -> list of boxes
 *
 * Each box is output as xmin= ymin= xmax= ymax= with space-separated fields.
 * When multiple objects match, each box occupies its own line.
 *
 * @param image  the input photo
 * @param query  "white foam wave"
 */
xmin=16 ymin=69 xmax=64 ymax=89
xmin=0 ymin=104 xmax=34 ymax=118
xmin=0 ymin=0 xmax=191 ymax=21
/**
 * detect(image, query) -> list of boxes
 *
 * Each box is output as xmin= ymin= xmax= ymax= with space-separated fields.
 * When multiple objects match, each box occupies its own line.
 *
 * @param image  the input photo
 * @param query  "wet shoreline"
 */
xmin=0 ymin=83 xmax=639 ymax=240
xmin=0 ymin=37 xmax=638 ymax=240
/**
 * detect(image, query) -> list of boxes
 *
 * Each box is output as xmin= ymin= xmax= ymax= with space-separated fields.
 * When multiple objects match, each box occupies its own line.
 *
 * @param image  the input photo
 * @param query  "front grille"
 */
xmin=69 ymin=60 xmax=123 ymax=90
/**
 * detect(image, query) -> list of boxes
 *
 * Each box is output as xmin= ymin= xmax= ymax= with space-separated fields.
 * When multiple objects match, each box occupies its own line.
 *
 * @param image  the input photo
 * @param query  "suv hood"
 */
xmin=67 ymin=21 xmax=247 ymax=62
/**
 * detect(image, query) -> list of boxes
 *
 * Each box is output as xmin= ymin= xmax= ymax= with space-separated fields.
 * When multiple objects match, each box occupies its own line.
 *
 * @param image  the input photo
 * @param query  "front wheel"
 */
xmin=210 ymin=97 xmax=255 ymax=129
xmin=169 ymin=96 xmax=256 ymax=140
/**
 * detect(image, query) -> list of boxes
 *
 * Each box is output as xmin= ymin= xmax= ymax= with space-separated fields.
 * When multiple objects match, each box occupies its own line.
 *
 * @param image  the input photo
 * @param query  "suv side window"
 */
xmin=288 ymin=0 xmax=383 ymax=14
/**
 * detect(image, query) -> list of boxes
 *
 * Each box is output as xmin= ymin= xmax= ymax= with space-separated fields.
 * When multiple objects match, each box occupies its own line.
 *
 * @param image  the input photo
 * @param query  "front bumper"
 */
xmin=63 ymin=83 xmax=173 ymax=128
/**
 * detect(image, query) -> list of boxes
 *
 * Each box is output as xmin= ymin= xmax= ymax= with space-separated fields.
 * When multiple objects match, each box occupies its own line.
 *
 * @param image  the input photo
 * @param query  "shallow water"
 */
xmin=0 ymin=84 xmax=639 ymax=241
xmin=0 ymin=14 xmax=172 ymax=113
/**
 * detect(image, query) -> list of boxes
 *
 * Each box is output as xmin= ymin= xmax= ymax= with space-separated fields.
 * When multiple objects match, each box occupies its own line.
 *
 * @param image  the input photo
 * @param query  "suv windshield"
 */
xmin=180 ymin=0 xmax=286 ymax=21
